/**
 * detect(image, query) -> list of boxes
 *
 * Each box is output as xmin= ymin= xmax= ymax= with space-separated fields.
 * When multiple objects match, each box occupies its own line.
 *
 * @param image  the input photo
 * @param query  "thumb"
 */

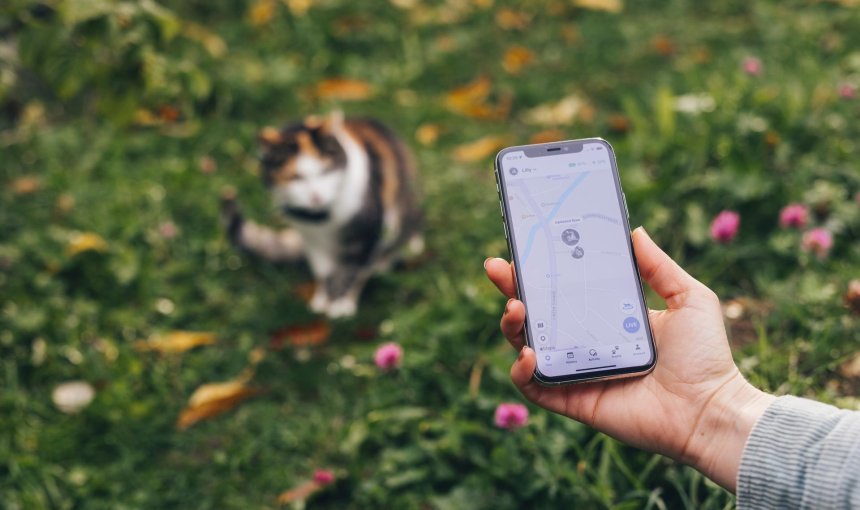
xmin=632 ymin=227 xmax=701 ymax=309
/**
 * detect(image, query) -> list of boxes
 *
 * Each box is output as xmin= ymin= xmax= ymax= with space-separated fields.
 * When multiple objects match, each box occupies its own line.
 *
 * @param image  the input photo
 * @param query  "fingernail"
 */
xmin=504 ymin=298 xmax=513 ymax=314
xmin=517 ymin=348 xmax=526 ymax=361
xmin=483 ymin=257 xmax=492 ymax=269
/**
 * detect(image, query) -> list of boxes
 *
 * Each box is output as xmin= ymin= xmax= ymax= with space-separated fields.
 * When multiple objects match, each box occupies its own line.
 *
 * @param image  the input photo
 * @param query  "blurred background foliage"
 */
xmin=2 ymin=0 xmax=860 ymax=508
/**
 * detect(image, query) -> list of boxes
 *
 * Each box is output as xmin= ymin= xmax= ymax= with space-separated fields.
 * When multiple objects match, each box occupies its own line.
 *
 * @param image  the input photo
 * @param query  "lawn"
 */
xmin=2 ymin=0 xmax=859 ymax=508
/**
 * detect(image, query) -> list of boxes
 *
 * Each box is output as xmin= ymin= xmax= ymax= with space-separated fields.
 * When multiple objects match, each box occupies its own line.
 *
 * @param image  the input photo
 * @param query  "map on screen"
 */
xmin=499 ymin=142 xmax=653 ymax=377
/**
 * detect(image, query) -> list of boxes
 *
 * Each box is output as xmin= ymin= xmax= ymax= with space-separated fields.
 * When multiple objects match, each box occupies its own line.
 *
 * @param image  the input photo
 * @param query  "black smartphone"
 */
xmin=494 ymin=138 xmax=656 ymax=385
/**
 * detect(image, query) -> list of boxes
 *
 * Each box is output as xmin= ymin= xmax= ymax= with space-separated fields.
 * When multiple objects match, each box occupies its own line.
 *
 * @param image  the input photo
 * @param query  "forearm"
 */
xmin=683 ymin=374 xmax=776 ymax=492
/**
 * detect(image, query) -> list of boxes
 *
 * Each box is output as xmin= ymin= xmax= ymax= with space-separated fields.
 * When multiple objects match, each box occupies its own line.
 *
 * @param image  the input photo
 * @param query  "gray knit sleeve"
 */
xmin=737 ymin=395 xmax=860 ymax=509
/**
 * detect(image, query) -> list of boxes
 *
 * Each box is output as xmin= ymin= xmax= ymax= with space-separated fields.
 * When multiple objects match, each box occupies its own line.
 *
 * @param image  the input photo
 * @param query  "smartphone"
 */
xmin=494 ymin=138 xmax=656 ymax=385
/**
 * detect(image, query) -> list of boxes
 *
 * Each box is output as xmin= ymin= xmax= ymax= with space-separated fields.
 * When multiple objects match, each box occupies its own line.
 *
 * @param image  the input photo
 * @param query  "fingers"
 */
xmin=510 ymin=346 xmax=542 ymax=401
xmin=631 ymin=227 xmax=701 ymax=309
xmin=501 ymin=299 xmax=526 ymax=350
xmin=484 ymin=258 xmax=518 ymax=299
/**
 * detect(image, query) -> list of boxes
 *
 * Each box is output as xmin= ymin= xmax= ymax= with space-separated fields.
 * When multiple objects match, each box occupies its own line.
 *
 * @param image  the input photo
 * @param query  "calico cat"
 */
xmin=222 ymin=111 xmax=423 ymax=318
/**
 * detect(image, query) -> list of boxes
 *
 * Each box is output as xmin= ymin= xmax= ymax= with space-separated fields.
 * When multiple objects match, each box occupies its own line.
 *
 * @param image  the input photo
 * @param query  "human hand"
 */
xmin=485 ymin=227 xmax=774 ymax=492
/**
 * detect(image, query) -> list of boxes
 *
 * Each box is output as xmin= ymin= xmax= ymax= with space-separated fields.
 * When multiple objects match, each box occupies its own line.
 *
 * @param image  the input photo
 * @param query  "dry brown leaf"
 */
xmin=135 ymin=331 xmax=216 ymax=354
xmin=502 ymin=45 xmax=534 ymax=74
xmin=840 ymin=352 xmax=860 ymax=379
xmin=495 ymin=8 xmax=531 ymax=30
xmin=315 ymin=78 xmax=374 ymax=101
xmin=444 ymin=76 xmax=510 ymax=120
xmin=415 ymin=123 xmax=441 ymax=146
xmin=608 ymin=114 xmax=630 ymax=133
xmin=651 ymin=34 xmax=674 ymax=56
xmin=452 ymin=135 xmax=511 ymax=163
xmin=530 ymin=129 xmax=567 ymax=144
xmin=177 ymin=378 xmax=261 ymax=430
xmin=277 ymin=480 xmax=322 ymax=505
xmin=183 ymin=22 xmax=227 ymax=58
xmin=573 ymin=0 xmax=623 ymax=13
xmin=292 ymin=281 xmax=317 ymax=303
xmin=522 ymin=95 xmax=586 ymax=126
xmin=844 ymin=279 xmax=860 ymax=314
xmin=12 ymin=176 xmax=41 ymax=195
xmin=249 ymin=0 xmax=277 ymax=26
xmin=67 ymin=232 xmax=108 ymax=256
xmin=270 ymin=321 xmax=331 ymax=350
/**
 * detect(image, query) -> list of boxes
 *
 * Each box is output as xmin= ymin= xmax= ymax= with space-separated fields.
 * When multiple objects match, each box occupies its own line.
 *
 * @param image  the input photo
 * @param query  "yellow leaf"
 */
xmin=415 ymin=123 xmax=441 ymax=146
xmin=249 ymin=0 xmax=277 ymax=26
xmin=12 ymin=176 xmax=41 ymax=195
xmin=444 ymin=76 xmax=511 ymax=120
xmin=277 ymin=480 xmax=322 ymax=505
xmin=521 ymin=95 xmax=585 ymax=126
xmin=67 ymin=232 xmax=108 ymax=256
xmin=502 ymin=45 xmax=534 ymax=75
xmin=183 ymin=22 xmax=227 ymax=58
xmin=530 ymin=129 xmax=567 ymax=144
xmin=452 ymin=135 xmax=511 ymax=163
xmin=134 ymin=331 xmax=216 ymax=354
xmin=315 ymin=78 xmax=374 ymax=101
xmin=177 ymin=378 xmax=261 ymax=430
xmin=283 ymin=0 xmax=313 ymax=16
xmin=573 ymin=0 xmax=623 ymax=13
xmin=495 ymin=8 xmax=531 ymax=29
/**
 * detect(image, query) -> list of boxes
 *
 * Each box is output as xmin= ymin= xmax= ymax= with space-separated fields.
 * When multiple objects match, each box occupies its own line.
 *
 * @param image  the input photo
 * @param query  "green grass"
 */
xmin=2 ymin=0 xmax=860 ymax=508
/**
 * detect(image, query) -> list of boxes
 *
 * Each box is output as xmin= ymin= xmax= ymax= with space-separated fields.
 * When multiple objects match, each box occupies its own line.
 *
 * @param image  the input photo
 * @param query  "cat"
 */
xmin=221 ymin=111 xmax=423 ymax=318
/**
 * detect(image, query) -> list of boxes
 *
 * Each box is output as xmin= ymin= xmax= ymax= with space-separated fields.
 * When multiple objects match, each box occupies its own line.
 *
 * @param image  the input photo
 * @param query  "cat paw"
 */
xmin=326 ymin=297 xmax=357 ymax=319
xmin=220 ymin=187 xmax=243 ymax=244
xmin=309 ymin=289 xmax=330 ymax=314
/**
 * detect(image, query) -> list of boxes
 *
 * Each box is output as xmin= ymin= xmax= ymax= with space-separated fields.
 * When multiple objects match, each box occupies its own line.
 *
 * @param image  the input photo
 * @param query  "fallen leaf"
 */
xmin=521 ymin=95 xmax=586 ymax=126
xmin=271 ymin=321 xmax=331 ymax=350
xmin=12 ymin=176 xmax=41 ymax=195
xmin=495 ymin=8 xmax=530 ymax=29
xmin=845 ymin=279 xmax=860 ymax=314
xmin=502 ymin=45 xmax=534 ymax=74
xmin=315 ymin=78 xmax=374 ymax=101
xmin=840 ymin=352 xmax=860 ymax=379
xmin=293 ymin=281 xmax=317 ymax=303
xmin=134 ymin=331 xmax=216 ymax=354
xmin=177 ymin=378 xmax=261 ymax=430
xmin=157 ymin=105 xmax=180 ymax=123
xmin=183 ymin=22 xmax=227 ymax=57
xmin=67 ymin=232 xmax=108 ymax=256
xmin=452 ymin=135 xmax=511 ymax=163
xmin=530 ymin=129 xmax=567 ymax=144
xmin=444 ymin=76 xmax=510 ymax=119
xmin=283 ymin=0 xmax=313 ymax=16
xmin=249 ymin=0 xmax=277 ymax=26
xmin=55 ymin=193 xmax=75 ymax=214
xmin=608 ymin=114 xmax=630 ymax=133
xmin=651 ymin=34 xmax=674 ymax=56
xmin=415 ymin=123 xmax=441 ymax=146
xmin=573 ymin=0 xmax=623 ymax=13
xmin=277 ymin=480 xmax=323 ymax=505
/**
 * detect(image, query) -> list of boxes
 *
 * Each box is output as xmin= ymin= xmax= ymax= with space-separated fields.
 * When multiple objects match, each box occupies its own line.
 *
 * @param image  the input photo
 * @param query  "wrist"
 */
xmin=683 ymin=374 xmax=776 ymax=493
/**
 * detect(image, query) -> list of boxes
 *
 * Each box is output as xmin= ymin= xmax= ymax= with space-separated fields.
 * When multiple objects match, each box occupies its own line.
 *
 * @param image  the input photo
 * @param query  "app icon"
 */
xmin=619 ymin=299 xmax=636 ymax=315
xmin=509 ymin=167 xmax=518 ymax=176
xmin=623 ymin=317 xmax=640 ymax=333
xmin=571 ymin=246 xmax=585 ymax=259
xmin=588 ymin=348 xmax=598 ymax=357
xmin=561 ymin=229 xmax=581 ymax=246
xmin=566 ymin=352 xmax=575 ymax=359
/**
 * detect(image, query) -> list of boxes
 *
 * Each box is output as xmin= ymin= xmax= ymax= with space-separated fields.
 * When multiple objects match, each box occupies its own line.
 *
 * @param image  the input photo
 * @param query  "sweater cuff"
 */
xmin=736 ymin=395 xmax=860 ymax=510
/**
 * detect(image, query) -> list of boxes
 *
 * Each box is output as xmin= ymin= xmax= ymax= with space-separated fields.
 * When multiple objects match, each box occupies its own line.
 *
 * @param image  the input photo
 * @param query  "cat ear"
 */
xmin=258 ymin=126 xmax=283 ymax=146
xmin=324 ymin=110 xmax=345 ymax=132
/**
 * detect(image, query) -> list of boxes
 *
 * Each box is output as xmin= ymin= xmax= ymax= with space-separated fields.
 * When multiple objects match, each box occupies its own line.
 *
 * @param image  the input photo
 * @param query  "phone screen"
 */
xmin=496 ymin=139 xmax=655 ymax=383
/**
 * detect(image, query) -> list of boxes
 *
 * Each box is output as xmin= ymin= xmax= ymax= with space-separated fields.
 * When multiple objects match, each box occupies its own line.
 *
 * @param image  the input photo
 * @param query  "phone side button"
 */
xmin=499 ymin=200 xmax=504 ymax=217
xmin=622 ymin=192 xmax=630 ymax=219
xmin=502 ymin=222 xmax=508 ymax=239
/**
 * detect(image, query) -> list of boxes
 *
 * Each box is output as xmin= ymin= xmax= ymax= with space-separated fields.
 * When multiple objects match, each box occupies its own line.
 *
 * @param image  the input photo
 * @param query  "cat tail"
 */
xmin=221 ymin=188 xmax=304 ymax=262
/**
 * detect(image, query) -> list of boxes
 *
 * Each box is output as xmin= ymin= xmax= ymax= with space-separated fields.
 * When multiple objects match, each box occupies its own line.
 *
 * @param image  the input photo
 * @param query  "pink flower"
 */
xmin=710 ymin=210 xmax=740 ymax=243
xmin=802 ymin=228 xmax=833 ymax=259
xmin=373 ymin=342 xmax=403 ymax=371
xmin=742 ymin=56 xmax=762 ymax=76
xmin=779 ymin=203 xmax=808 ymax=229
xmin=494 ymin=402 xmax=529 ymax=430
xmin=839 ymin=84 xmax=856 ymax=100
xmin=158 ymin=221 xmax=178 ymax=239
xmin=313 ymin=469 xmax=335 ymax=485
